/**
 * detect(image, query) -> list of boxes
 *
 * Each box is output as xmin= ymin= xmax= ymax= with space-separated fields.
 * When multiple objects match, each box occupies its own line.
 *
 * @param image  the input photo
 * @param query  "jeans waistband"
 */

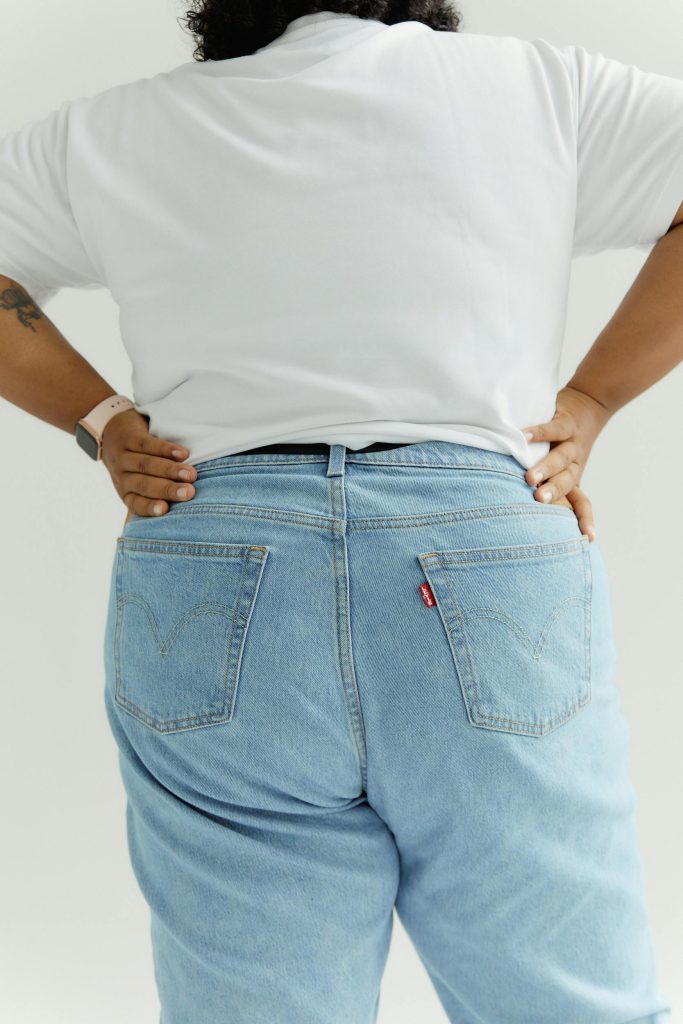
xmin=195 ymin=440 xmax=527 ymax=480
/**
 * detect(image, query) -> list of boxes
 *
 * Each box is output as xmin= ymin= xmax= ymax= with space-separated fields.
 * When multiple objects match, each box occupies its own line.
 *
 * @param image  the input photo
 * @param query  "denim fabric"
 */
xmin=102 ymin=439 xmax=670 ymax=1024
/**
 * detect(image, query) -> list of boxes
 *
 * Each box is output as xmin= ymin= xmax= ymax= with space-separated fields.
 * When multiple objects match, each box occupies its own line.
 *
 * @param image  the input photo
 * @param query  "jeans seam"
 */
xmin=329 ymin=478 xmax=367 ymax=792
xmin=142 ymin=502 xmax=576 ymax=534
xmin=420 ymin=536 xmax=588 ymax=565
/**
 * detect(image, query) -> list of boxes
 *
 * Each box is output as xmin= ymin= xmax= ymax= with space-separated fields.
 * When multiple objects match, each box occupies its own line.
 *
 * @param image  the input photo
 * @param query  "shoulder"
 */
xmin=427 ymin=30 xmax=575 ymax=97
xmin=64 ymin=61 xmax=199 ymax=125
xmin=428 ymin=28 xmax=571 ymax=60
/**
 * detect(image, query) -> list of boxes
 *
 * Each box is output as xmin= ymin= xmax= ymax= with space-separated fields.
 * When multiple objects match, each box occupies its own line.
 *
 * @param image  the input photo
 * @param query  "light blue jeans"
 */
xmin=102 ymin=440 xmax=671 ymax=1024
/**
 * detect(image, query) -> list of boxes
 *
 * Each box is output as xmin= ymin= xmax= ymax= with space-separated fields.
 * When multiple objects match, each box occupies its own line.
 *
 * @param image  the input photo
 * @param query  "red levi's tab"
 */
xmin=419 ymin=581 xmax=436 ymax=607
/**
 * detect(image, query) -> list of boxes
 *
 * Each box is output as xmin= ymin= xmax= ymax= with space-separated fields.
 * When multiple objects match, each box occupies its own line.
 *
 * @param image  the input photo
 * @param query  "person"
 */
xmin=0 ymin=3 xmax=681 ymax=1022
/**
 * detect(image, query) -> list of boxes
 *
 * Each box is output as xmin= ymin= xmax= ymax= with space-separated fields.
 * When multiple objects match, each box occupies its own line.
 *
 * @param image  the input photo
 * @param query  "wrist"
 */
xmin=562 ymin=380 xmax=615 ymax=425
xmin=72 ymin=389 xmax=119 ymax=433
xmin=101 ymin=405 xmax=146 ymax=441
xmin=75 ymin=393 xmax=136 ymax=460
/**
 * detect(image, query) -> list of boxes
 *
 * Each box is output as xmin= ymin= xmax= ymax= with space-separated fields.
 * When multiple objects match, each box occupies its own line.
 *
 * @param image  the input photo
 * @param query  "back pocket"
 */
xmin=418 ymin=536 xmax=592 ymax=737
xmin=113 ymin=537 xmax=269 ymax=734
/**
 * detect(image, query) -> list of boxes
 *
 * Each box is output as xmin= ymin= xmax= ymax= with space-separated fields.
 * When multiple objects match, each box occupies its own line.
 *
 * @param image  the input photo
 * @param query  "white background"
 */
xmin=0 ymin=1 xmax=681 ymax=1020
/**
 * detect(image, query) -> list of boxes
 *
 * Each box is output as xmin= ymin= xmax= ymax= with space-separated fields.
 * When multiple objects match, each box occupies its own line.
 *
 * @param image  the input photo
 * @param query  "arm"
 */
xmin=0 ymin=274 xmax=116 ymax=432
xmin=522 ymin=200 xmax=683 ymax=538
xmin=566 ymin=206 xmax=683 ymax=414
xmin=0 ymin=275 xmax=197 ymax=517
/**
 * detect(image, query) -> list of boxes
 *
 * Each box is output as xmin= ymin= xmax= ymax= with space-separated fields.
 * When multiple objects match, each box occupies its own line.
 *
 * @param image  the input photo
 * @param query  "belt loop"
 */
xmin=326 ymin=444 xmax=346 ymax=477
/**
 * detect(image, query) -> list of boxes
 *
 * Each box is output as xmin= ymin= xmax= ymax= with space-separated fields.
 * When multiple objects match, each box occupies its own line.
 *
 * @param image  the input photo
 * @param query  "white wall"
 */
xmin=0 ymin=1 xmax=681 ymax=1020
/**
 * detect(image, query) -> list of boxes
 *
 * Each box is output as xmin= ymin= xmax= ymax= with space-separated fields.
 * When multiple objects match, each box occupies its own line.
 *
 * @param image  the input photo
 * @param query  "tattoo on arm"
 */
xmin=0 ymin=282 xmax=44 ymax=332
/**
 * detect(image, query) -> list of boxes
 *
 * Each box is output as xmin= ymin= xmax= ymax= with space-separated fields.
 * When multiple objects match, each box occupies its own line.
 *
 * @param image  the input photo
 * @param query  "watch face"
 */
xmin=75 ymin=422 xmax=100 ymax=460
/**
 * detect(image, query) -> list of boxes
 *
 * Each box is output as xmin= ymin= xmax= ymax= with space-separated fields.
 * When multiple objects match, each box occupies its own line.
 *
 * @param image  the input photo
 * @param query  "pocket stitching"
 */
xmin=419 ymin=541 xmax=592 ymax=737
xmin=440 ymin=574 xmax=592 ymax=734
xmin=114 ymin=600 xmax=239 ymax=729
xmin=457 ymin=595 xmax=589 ymax=660
xmin=113 ymin=543 xmax=268 ymax=733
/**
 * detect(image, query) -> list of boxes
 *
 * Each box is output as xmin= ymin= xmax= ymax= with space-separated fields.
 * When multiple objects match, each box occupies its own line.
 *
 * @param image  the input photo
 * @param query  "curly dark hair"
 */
xmin=179 ymin=1 xmax=464 ymax=62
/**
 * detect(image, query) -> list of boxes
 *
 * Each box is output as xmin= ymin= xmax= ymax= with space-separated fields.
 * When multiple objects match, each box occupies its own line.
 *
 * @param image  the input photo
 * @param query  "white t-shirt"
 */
xmin=1 ymin=11 xmax=682 ymax=468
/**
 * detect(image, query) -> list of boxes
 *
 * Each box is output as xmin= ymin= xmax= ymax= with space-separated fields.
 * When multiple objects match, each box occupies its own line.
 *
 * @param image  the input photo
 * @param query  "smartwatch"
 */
xmin=75 ymin=394 xmax=136 ymax=460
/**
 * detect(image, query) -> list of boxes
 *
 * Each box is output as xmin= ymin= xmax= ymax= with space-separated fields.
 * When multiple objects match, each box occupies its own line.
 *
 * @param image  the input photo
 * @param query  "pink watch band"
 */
xmin=79 ymin=394 xmax=136 ymax=442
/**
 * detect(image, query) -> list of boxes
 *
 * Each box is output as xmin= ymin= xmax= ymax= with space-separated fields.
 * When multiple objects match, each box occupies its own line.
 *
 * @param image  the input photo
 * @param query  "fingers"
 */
xmin=118 ymin=450 xmax=198 ymax=485
xmin=530 ymin=465 xmax=580 ymax=505
xmin=123 ymin=492 xmax=170 ymax=519
xmin=522 ymin=411 xmax=574 ymax=444
xmin=565 ymin=487 xmax=597 ymax=541
xmin=521 ymin=397 xmax=596 ymax=542
xmin=125 ymin=429 xmax=190 ymax=464
xmin=529 ymin=475 xmax=597 ymax=542
xmin=524 ymin=440 xmax=578 ymax=491
xmin=114 ymin=431 xmax=196 ymax=518
xmin=119 ymin=467 xmax=196 ymax=516
xmin=528 ymin=462 xmax=597 ymax=542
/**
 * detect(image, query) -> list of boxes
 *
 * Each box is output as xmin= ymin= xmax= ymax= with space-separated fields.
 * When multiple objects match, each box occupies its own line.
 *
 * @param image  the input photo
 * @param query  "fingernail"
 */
xmin=172 ymin=449 xmax=184 ymax=458
xmin=153 ymin=503 xmax=164 ymax=515
xmin=586 ymin=525 xmax=597 ymax=539
xmin=176 ymin=487 xmax=189 ymax=498
xmin=523 ymin=431 xmax=534 ymax=441
xmin=178 ymin=469 xmax=191 ymax=480
xmin=541 ymin=490 xmax=553 ymax=502
xmin=533 ymin=469 xmax=543 ymax=482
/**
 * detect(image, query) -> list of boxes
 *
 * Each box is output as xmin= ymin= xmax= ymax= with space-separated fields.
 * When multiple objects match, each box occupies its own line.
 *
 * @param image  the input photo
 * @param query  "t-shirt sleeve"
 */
xmin=558 ymin=43 xmax=683 ymax=257
xmin=0 ymin=98 xmax=104 ymax=306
